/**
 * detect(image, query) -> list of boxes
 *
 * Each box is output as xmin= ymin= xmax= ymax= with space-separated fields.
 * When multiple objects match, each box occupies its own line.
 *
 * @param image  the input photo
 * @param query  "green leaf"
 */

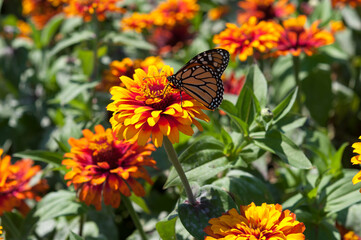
xmin=342 ymin=6 xmax=361 ymax=30
xmin=129 ymin=193 xmax=150 ymax=214
xmin=41 ymin=14 xmax=64 ymax=47
xmin=178 ymin=185 xmax=237 ymax=239
xmin=330 ymin=142 xmax=348 ymax=175
xmin=244 ymin=64 xmax=268 ymax=107
xmin=273 ymin=87 xmax=298 ymax=123
xmin=69 ymin=232 xmax=83 ymax=240
xmin=34 ymin=190 xmax=86 ymax=221
xmin=104 ymin=32 xmax=155 ymax=50
xmin=156 ymin=211 xmax=178 ymax=240
xmin=252 ymin=130 xmax=312 ymax=169
xmin=304 ymin=219 xmax=340 ymax=240
xmin=52 ymin=81 xmax=98 ymax=105
xmin=77 ymin=49 xmax=94 ymax=77
xmin=236 ymin=86 xmax=256 ymax=126
xmin=220 ymin=100 xmax=249 ymax=134
xmin=275 ymin=114 xmax=307 ymax=132
xmin=49 ymin=31 xmax=94 ymax=58
xmin=323 ymin=170 xmax=361 ymax=214
xmin=310 ymin=0 xmax=332 ymax=24
xmin=302 ymin=68 xmax=332 ymax=126
xmin=165 ymin=156 xmax=228 ymax=188
xmin=213 ymin=170 xmax=273 ymax=205
xmin=14 ymin=150 xmax=63 ymax=166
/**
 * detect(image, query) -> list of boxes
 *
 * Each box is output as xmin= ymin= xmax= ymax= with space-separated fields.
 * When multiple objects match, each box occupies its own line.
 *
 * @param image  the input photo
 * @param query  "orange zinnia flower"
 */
xmin=351 ymin=136 xmax=361 ymax=192
xmin=121 ymin=0 xmax=199 ymax=32
xmin=98 ymin=56 xmax=164 ymax=92
xmin=332 ymin=0 xmax=361 ymax=7
xmin=208 ymin=6 xmax=229 ymax=21
xmin=330 ymin=20 xmax=346 ymax=34
xmin=213 ymin=17 xmax=281 ymax=61
xmin=0 ymin=149 xmax=48 ymax=216
xmin=274 ymin=15 xmax=334 ymax=57
xmin=344 ymin=231 xmax=361 ymax=240
xmin=204 ymin=202 xmax=306 ymax=240
xmin=238 ymin=0 xmax=295 ymax=24
xmin=107 ymin=65 xmax=210 ymax=147
xmin=22 ymin=0 xmax=64 ymax=29
xmin=62 ymin=125 xmax=156 ymax=210
xmin=64 ymin=0 xmax=125 ymax=22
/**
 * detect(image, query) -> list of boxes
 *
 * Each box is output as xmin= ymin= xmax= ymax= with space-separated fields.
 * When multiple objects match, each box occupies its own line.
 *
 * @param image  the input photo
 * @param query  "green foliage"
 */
xmin=1 ymin=0 xmax=361 ymax=239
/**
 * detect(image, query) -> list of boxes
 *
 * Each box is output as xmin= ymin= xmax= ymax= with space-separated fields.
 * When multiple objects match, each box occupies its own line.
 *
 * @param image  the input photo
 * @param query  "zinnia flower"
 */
xmin=62 ymin=125 xmax=156 ymax=210
xmin=22 ymin=0 xmax=64 ymax=29
xmin=213 ymin=17 xmax=281 ymax=61
xmin=223 ymin=72 xmax=245 ymax=96
xmin=107 ymin=65 xmax=210 ymax=147
xmin=344 ymin=231 xmax=361 ymax=240
xmin=98 ymin=56 xmax=164 ymax=91
xmin=121 ymin=0 xmax=199 ymax=31
xmin=208 ymin=6 xmax=229 ymax=21
xmin=237 ymin=0 xmax=295 ymax=24
xmin=332 ymin=0 xmax=361 ymax=7
xmin=204 ymin=202 xmax=306 ymax=240
xmin=274 ymin=15 xmax=334 ymax=57
xmin=330 ymin=20 xmax=346 ymax=34
xmin=64 ymin=0 xmax=125 ymax=22
xmin=0 ymin=149 xmax=48 ymax=216
xmin=351 ymin=136 xmax=361 ymax=192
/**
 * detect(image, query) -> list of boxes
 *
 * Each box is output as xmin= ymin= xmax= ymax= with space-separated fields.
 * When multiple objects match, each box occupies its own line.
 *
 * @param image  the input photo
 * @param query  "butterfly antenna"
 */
xmin=162 ymin=82 xmax=170 ymax=98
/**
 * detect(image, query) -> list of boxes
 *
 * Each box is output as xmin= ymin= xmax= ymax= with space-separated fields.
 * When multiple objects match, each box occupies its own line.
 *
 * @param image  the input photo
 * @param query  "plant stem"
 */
xmin=163 ymin=136 xmax=196 ymax=205
xmin=292 ymin=55 xmax=302 ymax=112
xmin=91 ymin=13 xmax=99 ymax=82
xmin=79 ymin=213 xmax=85 ymax=237
xmin=122 ymin=195 xmax=148 ymax=240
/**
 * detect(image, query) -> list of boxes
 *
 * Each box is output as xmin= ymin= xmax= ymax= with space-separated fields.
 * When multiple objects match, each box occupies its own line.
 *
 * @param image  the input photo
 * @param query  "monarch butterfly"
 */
xmin=167 ymin=48 xmax=230 ymax=110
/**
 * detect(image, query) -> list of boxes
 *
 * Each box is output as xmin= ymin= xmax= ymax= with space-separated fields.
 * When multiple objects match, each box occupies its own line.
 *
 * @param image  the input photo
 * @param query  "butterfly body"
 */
xmin=167 ymin=49 xmax=230 ymax=110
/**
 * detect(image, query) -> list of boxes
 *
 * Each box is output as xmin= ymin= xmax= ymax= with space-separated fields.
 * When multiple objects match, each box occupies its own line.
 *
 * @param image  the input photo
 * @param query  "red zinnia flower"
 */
xmin=62 ymin=125 xmax=156 ymax=210
xmin=0 ymin=149 xmax=48 ymax=216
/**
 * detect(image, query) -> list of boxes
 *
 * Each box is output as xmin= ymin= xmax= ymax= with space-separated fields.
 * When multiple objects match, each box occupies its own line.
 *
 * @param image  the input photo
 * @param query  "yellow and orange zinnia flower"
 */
xmin=107 ymin=65 xmax=210 ymax=147
xmin=238 ymin=0 xmax=295 ymax=24
xmin=63 ymin=125 xmax=156 ymax=210
xmin=64 ymin=0 xmax=125 ymax=22
xmin=204 ymin=202 xmax=305 ymax=240
xmin=351 ymin=136 xmax=361 ymax=192
xmin=344 ymin=231 xmax=361 ymax=240
xmin=214 ymin=17 xmax=281 ymax=61
xmin=0 ymin=149 xmax=48 ymax=216
xmin=22 ymin=0 xmax=64 ymax=29
xmin=98 ymin=56 xmax=164 ymax=92
xmin=121 ymin=0 xmax=199 ymax=32
xmin=275 ymin=15 xmax=334 ymax=57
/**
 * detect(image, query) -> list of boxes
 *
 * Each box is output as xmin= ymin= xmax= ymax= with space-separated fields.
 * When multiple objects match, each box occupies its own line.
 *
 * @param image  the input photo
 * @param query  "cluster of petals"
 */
xmin=204 ymin=202 xmax=305 ymax=240
xmin=107 ymin=65 xmax=210 ymax=147
xmin=62 ymin=125 xmax=156 ymax=210
xmin=351 ymin=136 xmax=361 ymax=192
xmin=332 ymin=0 xmax=361 ymax=7
xmin=275 ymin=15 xmax=335 ymax=57
xmin=0 ymin=149 xmax=48 ymax=216
xmin=343 ymin=231 xmax=361 ymax=240
xmin=207 ymin=6 xmax=229 ymax=21
xmin=213 ymin=17 xmax=281 ymax=61
xmin=121 ymin=0 xmax=199 ymax=32
xmin=63 ymin=0 xmax=125 ymax=22
xmin=223 ymin=72 xmax=245 ymax=96
xmin=238 ymin=0 xmax=295 ymax=24
xmin=98 ymin=56 xmax=164 ymax=91
xmin=22 ymin=0 xmax=64 ymax=29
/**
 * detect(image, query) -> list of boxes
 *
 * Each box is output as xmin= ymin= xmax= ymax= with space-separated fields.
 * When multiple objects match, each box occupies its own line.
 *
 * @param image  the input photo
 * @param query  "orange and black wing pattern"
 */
xmin=167 ymin=49 xmax=230 ymax=110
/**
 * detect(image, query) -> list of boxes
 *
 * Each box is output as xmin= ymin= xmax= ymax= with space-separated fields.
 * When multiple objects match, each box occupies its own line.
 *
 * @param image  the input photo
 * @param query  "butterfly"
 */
xmin=167 ymin=48 xmax=230 ymax=110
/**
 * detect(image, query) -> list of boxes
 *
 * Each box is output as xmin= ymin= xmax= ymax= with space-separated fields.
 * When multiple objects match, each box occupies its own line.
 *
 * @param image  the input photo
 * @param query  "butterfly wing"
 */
xmin=173 ymin=49 xmax=230 ymax=110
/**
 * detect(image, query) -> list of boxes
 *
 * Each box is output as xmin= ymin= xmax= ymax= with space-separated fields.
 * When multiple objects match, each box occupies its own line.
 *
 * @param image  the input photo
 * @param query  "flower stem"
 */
xmin=91 ymin=13 xmax=99 ymax=82
xmin=79 ymin=213 xmax=85 ymax=236
xmin=163 ymin=136 xmax=196 ymax=205
xmin=292 ymin=55 xmax=302 ymax=112
xmin=122 ymin=195 xmax=148 ymax=240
